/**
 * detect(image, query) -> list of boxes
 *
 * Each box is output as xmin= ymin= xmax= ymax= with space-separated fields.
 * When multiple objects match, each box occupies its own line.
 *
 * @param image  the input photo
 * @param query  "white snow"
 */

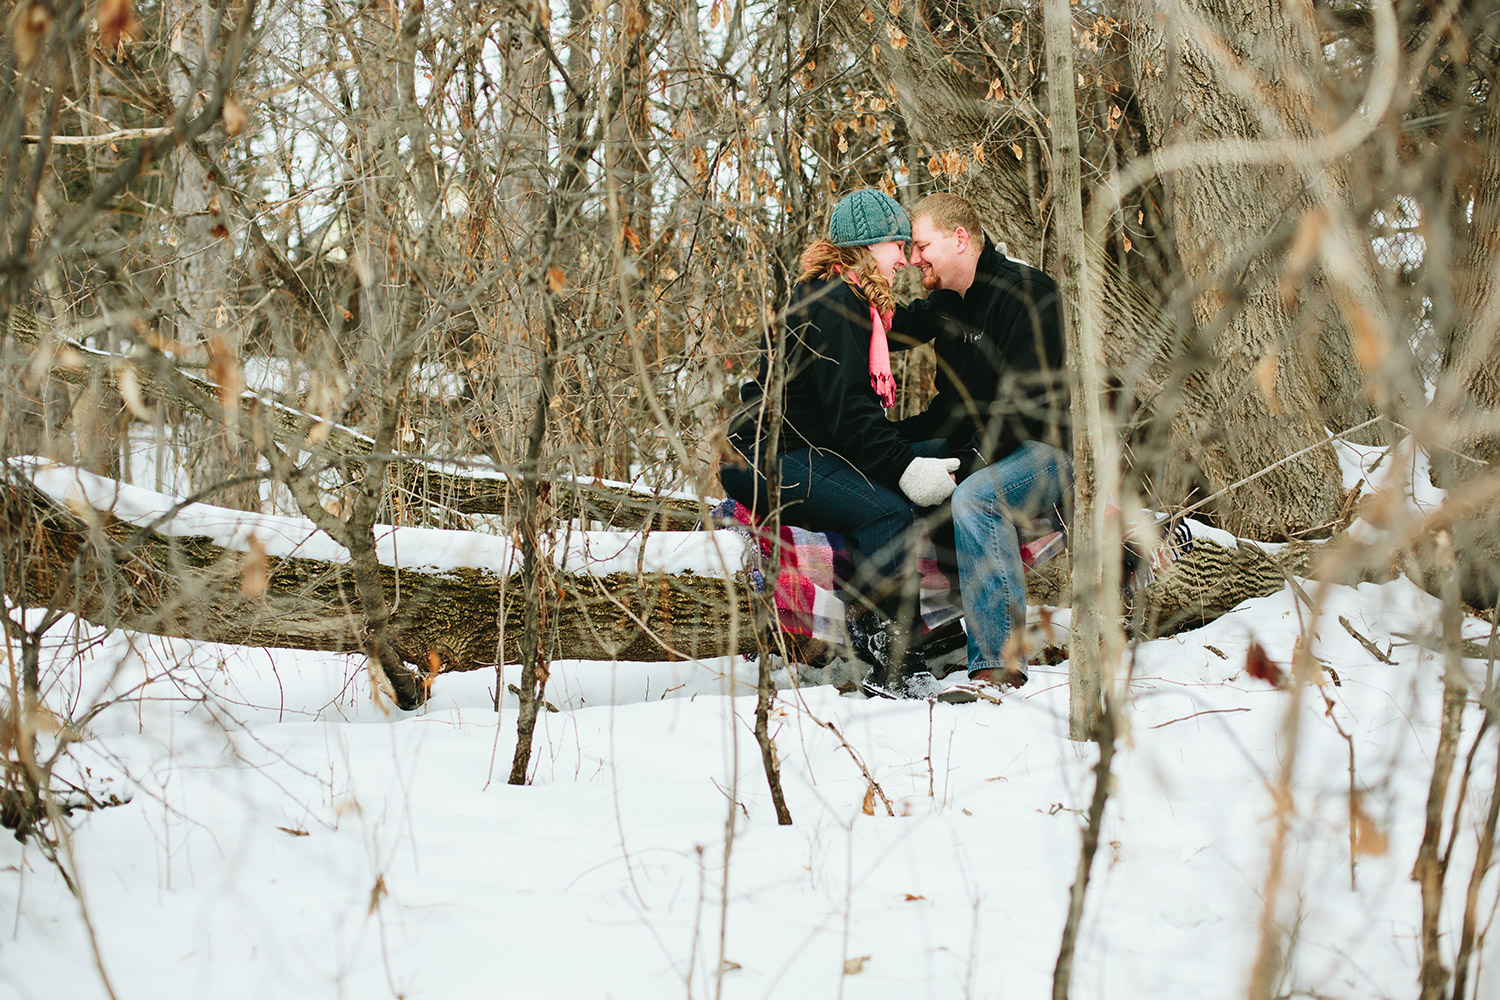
xmin=17 ymin=458 xmax=748 ymax=580
xmin=2 ymin=449 xmax=1497 ymax=1000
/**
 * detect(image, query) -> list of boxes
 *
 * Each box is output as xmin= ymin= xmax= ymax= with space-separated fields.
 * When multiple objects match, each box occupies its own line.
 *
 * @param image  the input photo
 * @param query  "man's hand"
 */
xmin=899 ymin=457 xmax=962 ymax=507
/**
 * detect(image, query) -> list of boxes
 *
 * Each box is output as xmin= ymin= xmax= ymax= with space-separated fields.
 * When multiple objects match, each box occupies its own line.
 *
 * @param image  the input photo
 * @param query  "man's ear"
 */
xmin=953 ymin=226 xmax=971 ymax=254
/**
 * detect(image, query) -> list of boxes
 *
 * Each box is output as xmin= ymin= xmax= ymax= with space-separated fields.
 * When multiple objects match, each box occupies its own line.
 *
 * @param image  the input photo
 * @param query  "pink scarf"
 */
xmin=829 ymin=267 xmax=897 ymax=409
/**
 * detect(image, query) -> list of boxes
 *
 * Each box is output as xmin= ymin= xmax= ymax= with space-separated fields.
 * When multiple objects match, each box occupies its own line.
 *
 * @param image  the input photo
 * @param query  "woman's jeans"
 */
xmin=951 ymin=441 xmax=1072 ymax=676
xmin=719 ymin=446 xmax=927 ymax=612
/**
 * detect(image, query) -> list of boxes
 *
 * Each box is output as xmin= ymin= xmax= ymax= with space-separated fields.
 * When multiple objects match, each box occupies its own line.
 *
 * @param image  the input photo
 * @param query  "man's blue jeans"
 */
xmin=951 ymin=441 xmax=1072 ymax=677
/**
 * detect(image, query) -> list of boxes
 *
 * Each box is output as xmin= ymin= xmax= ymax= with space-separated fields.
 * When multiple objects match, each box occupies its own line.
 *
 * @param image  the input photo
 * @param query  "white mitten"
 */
xmin=898 ymin=457 xmax=961 ymax=507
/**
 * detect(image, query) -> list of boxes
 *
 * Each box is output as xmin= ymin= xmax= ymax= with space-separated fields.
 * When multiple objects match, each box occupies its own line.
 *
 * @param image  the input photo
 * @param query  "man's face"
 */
xmin=908 ymin=217 xmax=972 ymax=293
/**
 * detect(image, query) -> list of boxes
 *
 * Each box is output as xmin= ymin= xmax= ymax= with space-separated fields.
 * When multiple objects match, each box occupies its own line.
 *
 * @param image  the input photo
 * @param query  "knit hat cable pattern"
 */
xmin=828 ymin=189 xmax=912 ymax=248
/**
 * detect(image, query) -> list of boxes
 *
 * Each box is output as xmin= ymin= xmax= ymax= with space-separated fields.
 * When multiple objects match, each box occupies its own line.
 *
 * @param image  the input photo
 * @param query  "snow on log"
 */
xmin=3 ymin=461 xmax=758 ymax=670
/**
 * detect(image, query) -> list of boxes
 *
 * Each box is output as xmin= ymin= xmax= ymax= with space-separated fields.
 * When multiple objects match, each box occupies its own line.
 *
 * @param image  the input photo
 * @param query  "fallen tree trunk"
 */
xmin=1025 ymin=531 xmax=1397 ymax=639
xmin=2 ymin=471 xmax=755 ymax=675
xmin=4 ymin=456 xmax=1415 ymax=673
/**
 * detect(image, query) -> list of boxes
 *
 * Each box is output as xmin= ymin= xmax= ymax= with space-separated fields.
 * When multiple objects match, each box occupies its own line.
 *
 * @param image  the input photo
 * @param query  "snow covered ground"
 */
xmin=3 ymin=437 xmax=1497 ymax=999
xmin=2 ymin=575 xmax=1495 ymax=1000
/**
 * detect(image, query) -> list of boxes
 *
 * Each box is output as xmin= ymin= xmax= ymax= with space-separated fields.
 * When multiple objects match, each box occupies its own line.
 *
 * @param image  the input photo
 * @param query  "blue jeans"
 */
xmin=951 ymin=442 xmax=1072 ymax=676
xmin=719 ymin=446 xmax=926 ymax=608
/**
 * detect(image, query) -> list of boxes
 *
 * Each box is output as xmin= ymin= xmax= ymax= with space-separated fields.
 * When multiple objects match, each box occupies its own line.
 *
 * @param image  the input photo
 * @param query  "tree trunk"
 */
xmin=824 ymin=0 xmax=1044 ymax=262
xmin=1435 ymin=38 xmax=1500 ymax=606
xmin=1043 ymin=0 xmax=1114 ymax=742
xmin=5 ymin=457 xmax=1401 ymax=674
xmin=169 ymin=0 xmax=257 ymax=510
xmin=1122 ymin=0 xmax=1351 ymax=539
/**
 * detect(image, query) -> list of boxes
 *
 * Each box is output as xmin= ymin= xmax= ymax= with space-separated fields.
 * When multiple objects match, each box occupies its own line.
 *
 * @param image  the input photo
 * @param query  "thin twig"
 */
xmin=815 ymin=719 xmax=895 ymax=817
xmin=21 ymin=127 xmax=174 ymax=145
xmin=1147 ymin=706 xmax=1250 ymax=729
xmin=1339 ymin=615 xmax=1398 ymax=665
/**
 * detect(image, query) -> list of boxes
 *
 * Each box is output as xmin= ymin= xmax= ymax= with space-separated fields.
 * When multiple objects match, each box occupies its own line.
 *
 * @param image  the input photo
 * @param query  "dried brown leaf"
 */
xmin=115 ymin=364 xmax=153 ymax=421
xmin=96 ymin=0 xmax=142 ymax=50
xmin=1279 ymin=207 xmax=1327 ymax=309
xmin=623 ymin=0 xmax=646 ymax=38
xmin=1345 ymin=298 xmax=1388 ymax=372
xmin=1352 ymin=797 xmax=1389 ymax=856
xmin=546 ymin=265 xmax=567 ymax=293
xmin=368 ymin=874 xmax=387 ymax=914
xmin=223 ymin=95 xmax=248 ymax=136
xmin=10 ymin=1 xmax=53 ymax=69
xmin=1286 ymin=207 xmax=1327 ymax=276
xmin=1252 ymin=351 xmax=1280 ymax=413
xmin=241 ymin=535 xmax=269 ymax=598
xmin=207 ymin=334 xmax=244 ymax=416
xmin=1244 ymin=640 xmax=1286 ymax=688
xmin=861 ymin=784 xmax=875 ymax=816
xmin=843 ymin=955 xmax=870 ymax=975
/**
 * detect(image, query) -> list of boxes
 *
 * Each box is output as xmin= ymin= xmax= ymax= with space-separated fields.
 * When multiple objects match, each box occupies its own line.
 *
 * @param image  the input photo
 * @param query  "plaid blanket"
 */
xmin=711 ymin=498 xmax=1190 ymax=646
xmin=711 ymin=498 xmax=962 ymax=642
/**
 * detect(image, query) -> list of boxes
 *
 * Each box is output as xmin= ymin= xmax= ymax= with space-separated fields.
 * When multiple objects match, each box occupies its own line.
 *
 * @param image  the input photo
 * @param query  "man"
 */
xmin=894 ymin=192 xmax=1072 ymax=691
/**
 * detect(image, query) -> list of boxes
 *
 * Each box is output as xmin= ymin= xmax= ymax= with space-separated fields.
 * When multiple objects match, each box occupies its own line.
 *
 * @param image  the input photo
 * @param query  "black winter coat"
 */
xmin=730 ymin=278 xmax=916 ymax=488
xmin=892 ymin=240 xmax=1069 ymax=476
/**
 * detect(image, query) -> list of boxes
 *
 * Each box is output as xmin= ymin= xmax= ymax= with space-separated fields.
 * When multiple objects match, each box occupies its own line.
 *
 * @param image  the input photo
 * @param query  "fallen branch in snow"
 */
xmin=1146 ymin=707 xmax=1251 ymax=729
xmin=810 ymin=716 xmax=895 ymax=818
xmin=1339 ymin=615 xmax=1398 ymax=665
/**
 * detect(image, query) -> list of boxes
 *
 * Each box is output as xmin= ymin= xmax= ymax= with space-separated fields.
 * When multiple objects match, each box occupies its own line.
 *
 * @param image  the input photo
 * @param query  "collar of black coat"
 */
xmin=922 ymin=238 xmax=1023 ymax=342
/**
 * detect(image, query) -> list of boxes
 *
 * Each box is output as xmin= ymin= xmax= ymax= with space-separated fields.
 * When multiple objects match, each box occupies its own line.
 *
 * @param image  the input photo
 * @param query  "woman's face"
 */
xmin=866 ymin=240 xmax=909 ymax=282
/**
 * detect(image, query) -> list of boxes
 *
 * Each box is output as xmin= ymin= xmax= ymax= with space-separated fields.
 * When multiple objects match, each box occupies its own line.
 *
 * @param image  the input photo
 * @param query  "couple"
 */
xmin=721 ymin=188 xmax=1071 ymax=699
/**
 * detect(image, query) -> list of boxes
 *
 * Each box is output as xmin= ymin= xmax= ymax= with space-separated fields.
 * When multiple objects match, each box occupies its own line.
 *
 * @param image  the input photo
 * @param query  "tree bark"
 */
xmin=168 ymin=0 xmax=258 ymax=511
xmin=1043 ymin=0 xmax=1115 ymax=743
xmin=1435 ymin=38 xmax=1500 ymax=606
xmin=824 ymin=0 xmax=1044 ymax=261
xmin=1122 ymin=0 xmax=1350 ymax=539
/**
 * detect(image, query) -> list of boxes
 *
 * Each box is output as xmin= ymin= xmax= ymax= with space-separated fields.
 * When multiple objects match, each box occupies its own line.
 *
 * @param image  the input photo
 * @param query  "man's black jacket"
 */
xmin=730 ymin=278 xmax=917 ymax=487
xmin=892 ymin=240 xmax=1069 ymax=476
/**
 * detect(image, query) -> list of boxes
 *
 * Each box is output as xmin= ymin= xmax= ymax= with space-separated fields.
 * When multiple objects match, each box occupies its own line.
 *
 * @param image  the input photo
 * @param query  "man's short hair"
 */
xmin=911 ymin=192 xmax=982 ymax=245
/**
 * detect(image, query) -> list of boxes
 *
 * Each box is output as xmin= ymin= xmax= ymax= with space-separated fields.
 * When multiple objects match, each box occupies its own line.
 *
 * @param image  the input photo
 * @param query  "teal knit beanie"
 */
xmin=828 ymin=189 xmax=912 ymax=248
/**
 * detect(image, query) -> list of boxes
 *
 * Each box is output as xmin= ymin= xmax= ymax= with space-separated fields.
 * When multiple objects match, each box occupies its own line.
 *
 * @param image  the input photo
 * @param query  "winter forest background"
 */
xmin=2 ymin=1 xmax=1499 ymax=997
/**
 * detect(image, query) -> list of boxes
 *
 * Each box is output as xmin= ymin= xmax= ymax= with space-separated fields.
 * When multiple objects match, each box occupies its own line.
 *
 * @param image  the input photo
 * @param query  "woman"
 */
xmin=720 ymin=189 xmax=958 ymax=687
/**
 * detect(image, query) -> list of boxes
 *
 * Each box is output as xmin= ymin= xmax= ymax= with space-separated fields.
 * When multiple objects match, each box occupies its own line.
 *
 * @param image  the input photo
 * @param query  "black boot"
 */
xmin=848 ymin=605 xmax=926 ymax=698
